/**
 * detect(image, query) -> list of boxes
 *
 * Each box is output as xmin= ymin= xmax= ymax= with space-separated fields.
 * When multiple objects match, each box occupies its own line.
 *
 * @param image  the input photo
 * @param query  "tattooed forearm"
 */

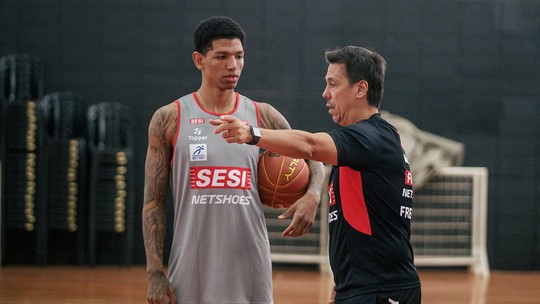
xmin=142 ymin=202 xmax=167 ymax=273
xmin=142 ymin=105 xmax=177 ymax=274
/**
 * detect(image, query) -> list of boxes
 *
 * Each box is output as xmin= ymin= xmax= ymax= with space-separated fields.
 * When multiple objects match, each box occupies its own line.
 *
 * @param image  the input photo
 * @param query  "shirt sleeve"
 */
xmin=327 ymin=122 xmax=381 ymax=170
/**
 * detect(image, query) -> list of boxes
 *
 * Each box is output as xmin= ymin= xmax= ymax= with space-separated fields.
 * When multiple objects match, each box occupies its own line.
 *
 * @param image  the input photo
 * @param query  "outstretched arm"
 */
xmin=248 ymin=103 xmax=326 ymax=236
xmin=142 ymin=103 xmax=178 ymax=304
xmin=211 ymin=112 xmax=338 ymax=165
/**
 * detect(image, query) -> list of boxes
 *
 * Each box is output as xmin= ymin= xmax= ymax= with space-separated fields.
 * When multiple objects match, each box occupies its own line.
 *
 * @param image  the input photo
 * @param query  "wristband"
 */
xmin=247 ymin=126 xmax=261 ymax=145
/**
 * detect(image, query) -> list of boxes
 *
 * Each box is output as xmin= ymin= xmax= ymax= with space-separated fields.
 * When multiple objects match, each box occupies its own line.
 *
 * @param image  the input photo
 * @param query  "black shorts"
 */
xmin=335 ymin=287 xmax=422 ymax=304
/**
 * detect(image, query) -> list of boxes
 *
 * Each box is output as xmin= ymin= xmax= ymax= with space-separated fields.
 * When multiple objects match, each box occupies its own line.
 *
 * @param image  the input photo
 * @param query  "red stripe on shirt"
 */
xmin=339 ymin=166 xmax=372 ymax=235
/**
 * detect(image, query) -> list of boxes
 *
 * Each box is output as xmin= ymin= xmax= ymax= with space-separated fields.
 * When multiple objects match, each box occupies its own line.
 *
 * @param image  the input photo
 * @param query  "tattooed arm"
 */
xmin=142 ymin=102 xmax=178 ymax=304
xmin=256 ymin=102 xmax=325 ymax=237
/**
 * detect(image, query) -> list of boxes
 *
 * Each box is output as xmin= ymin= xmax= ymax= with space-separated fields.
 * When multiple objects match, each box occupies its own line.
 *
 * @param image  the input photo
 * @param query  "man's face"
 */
xmin=322 ymin=63 xmax=358 ymax=126
xmin=199 ymin=38 xmax=244 ymax=90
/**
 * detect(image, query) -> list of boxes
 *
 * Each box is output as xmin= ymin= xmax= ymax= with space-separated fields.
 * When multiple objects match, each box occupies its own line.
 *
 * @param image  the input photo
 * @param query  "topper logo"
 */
xmin=190 ymin=166 xmax=251 ymax=189
xmin=283 ymin=159 xmax=301 ymax=181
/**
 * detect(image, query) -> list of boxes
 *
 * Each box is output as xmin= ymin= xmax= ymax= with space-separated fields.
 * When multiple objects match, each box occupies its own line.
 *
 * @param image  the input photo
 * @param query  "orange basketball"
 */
xmin=257 ymin=151 xmax=310 ymax=209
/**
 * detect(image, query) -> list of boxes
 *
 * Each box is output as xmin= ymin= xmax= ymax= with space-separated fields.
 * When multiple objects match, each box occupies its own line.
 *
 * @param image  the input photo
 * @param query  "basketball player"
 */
xmin=142 ymin=16 xmax=324 ymax=304
xmin=212 ymin=46 xmax=422 ymax=303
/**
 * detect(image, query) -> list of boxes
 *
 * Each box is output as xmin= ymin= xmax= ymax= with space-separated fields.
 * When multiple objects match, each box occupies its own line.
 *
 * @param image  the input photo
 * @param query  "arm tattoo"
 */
xmin=258 ymin=103 xmax=291 ymax=130
xmin=142 ymin=105 xmax=176 ymax=273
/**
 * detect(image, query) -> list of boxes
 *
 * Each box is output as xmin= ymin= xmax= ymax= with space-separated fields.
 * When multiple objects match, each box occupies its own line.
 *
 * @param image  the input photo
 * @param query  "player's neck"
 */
xmin=196 ymin=88 xmax=236 ymax=113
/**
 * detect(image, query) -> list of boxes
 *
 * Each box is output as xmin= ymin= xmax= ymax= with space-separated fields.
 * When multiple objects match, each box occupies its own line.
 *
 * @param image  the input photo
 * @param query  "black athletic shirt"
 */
xmin=326 ymin=113 xmax=421 ymax=300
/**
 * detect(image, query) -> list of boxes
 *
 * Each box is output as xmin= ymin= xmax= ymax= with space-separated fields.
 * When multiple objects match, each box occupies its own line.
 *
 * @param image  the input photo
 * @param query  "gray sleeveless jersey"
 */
xmin=168 ymin=92 xmax=273 ymax=304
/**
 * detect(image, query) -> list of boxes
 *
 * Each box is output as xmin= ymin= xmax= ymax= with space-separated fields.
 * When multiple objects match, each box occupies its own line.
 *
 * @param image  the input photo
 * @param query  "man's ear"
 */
xmin=192 ymin=51 xmax=204 ymax=70
xmin=356 ymin=80 xmax=368 ymax=98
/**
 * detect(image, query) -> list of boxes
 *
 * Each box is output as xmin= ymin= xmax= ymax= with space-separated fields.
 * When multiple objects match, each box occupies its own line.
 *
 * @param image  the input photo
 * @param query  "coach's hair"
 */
xmin=325 ymin=46 xmax=386 ymax=108
xmin=194 ymin=16 xmax=245 ymax=55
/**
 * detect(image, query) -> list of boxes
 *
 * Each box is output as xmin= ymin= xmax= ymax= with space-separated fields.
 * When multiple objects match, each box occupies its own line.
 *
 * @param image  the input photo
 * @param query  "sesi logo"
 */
xmin=190 ymin=166 xmax=251 ymax=189
xmin=190 ymin=118 xmax=205 ymax=124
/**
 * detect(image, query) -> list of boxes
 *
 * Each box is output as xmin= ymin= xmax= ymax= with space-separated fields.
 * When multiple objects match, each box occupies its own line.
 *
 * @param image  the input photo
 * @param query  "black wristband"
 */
xmin=247 ymin=126 xmax=261 ymax=145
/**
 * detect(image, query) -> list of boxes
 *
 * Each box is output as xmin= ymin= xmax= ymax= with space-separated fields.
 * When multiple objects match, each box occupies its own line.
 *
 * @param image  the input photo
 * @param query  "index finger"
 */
xmin=218 ymin=115 xmax=238 ymax=123
xmin=208 ymin=118 xmax=226 ymax=126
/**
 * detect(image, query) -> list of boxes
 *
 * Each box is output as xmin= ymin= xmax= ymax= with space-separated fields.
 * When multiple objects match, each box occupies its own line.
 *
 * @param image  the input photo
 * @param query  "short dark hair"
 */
xmin=325 ymin=46 xmax=386 ymax=108
xmin=194 ymin=16 xmax=246 ymax=55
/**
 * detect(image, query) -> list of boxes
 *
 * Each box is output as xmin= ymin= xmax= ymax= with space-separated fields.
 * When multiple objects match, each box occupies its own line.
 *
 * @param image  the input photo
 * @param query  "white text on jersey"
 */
xmin=190 ymin=166 xmax=252 ymax=189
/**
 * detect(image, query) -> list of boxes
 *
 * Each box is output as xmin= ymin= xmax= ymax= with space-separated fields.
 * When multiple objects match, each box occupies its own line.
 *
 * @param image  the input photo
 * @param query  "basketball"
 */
xmin=257 ymin=151 xmax=310 ymax=209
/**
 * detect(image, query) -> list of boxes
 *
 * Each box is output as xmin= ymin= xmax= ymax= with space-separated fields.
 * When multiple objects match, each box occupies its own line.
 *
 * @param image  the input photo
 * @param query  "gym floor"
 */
xmin=0 ymin=265 xmax=539 ymax=303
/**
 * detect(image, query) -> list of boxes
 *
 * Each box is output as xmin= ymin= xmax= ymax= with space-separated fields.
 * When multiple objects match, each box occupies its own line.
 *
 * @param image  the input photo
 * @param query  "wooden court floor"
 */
xmin=1 ymin=265 xmax=540 ymax=303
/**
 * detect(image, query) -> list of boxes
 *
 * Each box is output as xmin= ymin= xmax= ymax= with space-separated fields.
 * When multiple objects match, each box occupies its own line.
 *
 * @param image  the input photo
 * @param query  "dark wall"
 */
xmin=1 ymin=0 xmax=539 ymax=270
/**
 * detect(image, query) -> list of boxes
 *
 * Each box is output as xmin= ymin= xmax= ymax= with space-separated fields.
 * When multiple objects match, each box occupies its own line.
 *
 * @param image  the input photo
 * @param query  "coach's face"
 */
xmin=322 ymin=63 xmax=365 ymax=126
xmin=194 ymin=38 xmax=244 ymax=90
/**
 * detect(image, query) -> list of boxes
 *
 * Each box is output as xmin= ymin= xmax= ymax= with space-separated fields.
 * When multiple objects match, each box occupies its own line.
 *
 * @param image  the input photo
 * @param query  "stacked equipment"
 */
xmin=86 ymin=102 xmax=135 ymax=266
xmin=39 ymin=92 xmax=88 ymax=264
xmin=0 ymin=54 xmax=46 ymax=264
xmin=1 ymin=54 xmax=135 ymax=266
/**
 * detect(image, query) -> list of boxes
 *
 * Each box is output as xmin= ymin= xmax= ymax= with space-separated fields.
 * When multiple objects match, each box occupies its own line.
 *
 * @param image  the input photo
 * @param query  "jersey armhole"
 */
xmin=169 ymin=99 xmax=181 ymax=166
xmin=253 ymin=101 xmax=261 ymax=127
